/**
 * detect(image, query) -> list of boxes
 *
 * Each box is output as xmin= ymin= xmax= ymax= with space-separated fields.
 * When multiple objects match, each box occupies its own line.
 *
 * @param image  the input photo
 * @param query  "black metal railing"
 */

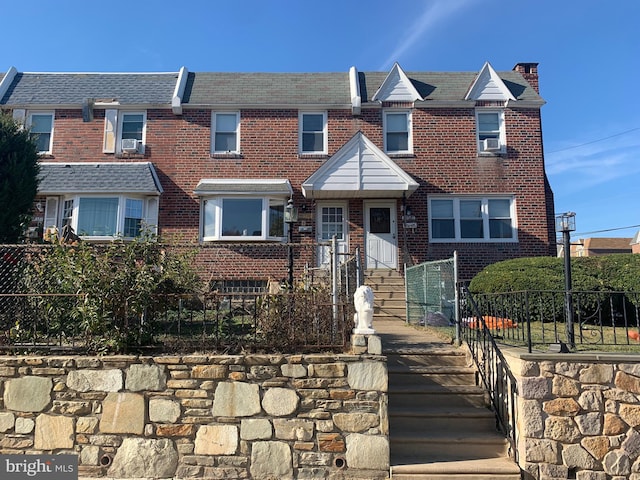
xmin=460 ymin=289 xmax=640 ymax=352
xmin=0 ymin=291 xmax=352 ymax=354
xmin=460 ymin=285 xmax=518 ymax=462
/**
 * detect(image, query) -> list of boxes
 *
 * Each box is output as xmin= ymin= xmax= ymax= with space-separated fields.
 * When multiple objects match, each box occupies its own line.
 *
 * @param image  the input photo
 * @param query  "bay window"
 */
xmin=45 ymin=195 xmax=157 ymax=240
xmin=202 ymin=196 xmax=287 ymax=241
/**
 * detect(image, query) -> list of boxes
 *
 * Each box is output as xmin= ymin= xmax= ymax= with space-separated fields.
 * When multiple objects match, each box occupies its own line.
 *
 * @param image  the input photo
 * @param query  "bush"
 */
xmin=469 ymin=254 xmax=640 ymax=294
xmin=19 ymin=234 xmax=201 ymax=352
xmin=468 ymin=254 xmax=640 ymax=323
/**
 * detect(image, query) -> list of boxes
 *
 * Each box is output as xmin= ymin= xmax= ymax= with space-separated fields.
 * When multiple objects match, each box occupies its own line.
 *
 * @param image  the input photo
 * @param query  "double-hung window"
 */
xmin=429 ymin=196 xmax=516 ymax=242
xmin=299 ymin=112 xmax=327 ymax=155
xmin=384 ymin=110 xmax=412 ymax=154
xmin=476 ymin=109 xmax=505 ymax=153
xmin=212 ymin=112 xmax=240 ymax=154
xmin=28 ymin=112 xmax=54 ymax=154
xmin=202 ymin=196 xmax=286 ymax=241
xmin=103 ymin=110 xmax=147 ymax=154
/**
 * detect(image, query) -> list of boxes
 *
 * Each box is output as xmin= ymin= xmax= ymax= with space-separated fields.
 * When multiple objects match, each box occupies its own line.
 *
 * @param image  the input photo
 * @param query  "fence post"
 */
xmin=331 ymin=235 xmax=339 ymax=332
xmin=454 ymin=251 xmax=460 ymax=346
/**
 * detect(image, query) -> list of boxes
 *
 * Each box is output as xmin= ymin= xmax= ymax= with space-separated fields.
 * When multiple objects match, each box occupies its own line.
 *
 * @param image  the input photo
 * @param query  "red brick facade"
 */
xmin=6 ymin=63 xmax=555 ymax=284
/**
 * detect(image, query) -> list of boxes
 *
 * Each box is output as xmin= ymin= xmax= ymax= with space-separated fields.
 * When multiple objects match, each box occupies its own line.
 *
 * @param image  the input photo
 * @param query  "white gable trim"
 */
xmin=372 ymin=63 xmax=422 ymax=103
xmin=172 ymin=66 xmax=189 ymax=115
xmin=349 ymin=66 xmax=361 ymax=115
xmin=302 ymin=132 xmax=419 ymax=199
xmin=465 ymin=61 xmax=516 ymax=101
xmin=0 ymin=66 xmax=18 ymax=101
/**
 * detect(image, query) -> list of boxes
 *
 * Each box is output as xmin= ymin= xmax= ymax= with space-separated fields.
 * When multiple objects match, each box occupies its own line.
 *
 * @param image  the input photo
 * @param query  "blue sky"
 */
xmin=2 ymin=0 xmax=638 ymax=239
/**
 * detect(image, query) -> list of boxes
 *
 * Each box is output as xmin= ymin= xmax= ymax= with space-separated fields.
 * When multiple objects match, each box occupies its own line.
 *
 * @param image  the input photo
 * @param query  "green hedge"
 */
xmin=469 ymin=254 xmax=640 ymax=293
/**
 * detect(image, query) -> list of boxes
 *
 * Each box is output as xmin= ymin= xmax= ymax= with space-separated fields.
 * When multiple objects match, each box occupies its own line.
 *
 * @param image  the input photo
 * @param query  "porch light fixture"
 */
xmin=556 ymin=212 xmax=576 ymax=350
xmin=285 ymin=198 xmax=298 ymax=288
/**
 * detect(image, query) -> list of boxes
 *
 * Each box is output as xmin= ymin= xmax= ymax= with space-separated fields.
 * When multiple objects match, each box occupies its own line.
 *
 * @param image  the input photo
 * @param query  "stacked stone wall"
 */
xmin=506 ymin=352 xmax=640 ymax=480
xmin=0 ymin=353 xmax=389 ymax=479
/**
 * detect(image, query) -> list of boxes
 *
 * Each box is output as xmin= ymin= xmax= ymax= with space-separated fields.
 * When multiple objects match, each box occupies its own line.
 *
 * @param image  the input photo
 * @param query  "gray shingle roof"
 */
xmin=1 ymin=67 xmax=542 ymax=107
xmin=38 ymin=162 xmax=162 ymax=194
xmin=1 ymin=72 xmax=179 ymax=105
xmin=360 ymin=70 xmax=540 ymax=103
xmin=183 ymin=72 xmax=352 ymax=106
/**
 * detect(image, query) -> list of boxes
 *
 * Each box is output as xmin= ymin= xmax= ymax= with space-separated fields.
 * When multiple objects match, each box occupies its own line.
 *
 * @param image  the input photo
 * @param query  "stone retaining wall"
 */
xmin=0 ymin=352 xmax=389 ymax=479
xmin=505 ymin=350 xmax=640 ymax=480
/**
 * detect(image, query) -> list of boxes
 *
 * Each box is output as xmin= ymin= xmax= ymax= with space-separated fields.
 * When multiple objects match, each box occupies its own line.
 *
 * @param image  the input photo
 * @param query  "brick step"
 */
xmin=390 ymin=457 xmax=521 ymax=480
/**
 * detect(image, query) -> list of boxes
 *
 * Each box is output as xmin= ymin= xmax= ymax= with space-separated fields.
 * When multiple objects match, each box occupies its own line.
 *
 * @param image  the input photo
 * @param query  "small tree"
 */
xmin=0 ymin=112 xmax=40 ymax=243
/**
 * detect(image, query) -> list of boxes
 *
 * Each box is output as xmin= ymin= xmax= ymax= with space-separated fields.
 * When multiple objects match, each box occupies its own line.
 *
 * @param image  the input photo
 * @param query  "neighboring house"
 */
xmin=632 ymin=231 xmax=640 ymax=254
xmin=0 ymin=62 xmax=555 ymax=284
xmin=567 ymin=237 xmax=633 ymax=257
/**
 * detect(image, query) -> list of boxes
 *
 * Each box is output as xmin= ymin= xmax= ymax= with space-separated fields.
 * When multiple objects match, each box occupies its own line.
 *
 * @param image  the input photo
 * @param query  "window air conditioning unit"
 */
xmin=122 ymin=138 xmax=140 ymax=153
xmin=483 ymin=138 xmax=501 ymax=151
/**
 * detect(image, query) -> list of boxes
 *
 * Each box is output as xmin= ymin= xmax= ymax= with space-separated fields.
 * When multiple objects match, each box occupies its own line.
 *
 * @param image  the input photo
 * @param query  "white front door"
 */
xmin=316 ymin=202 xmax=348 ymax=267
xmin=365 ymin=201 xmax=397 ymax=269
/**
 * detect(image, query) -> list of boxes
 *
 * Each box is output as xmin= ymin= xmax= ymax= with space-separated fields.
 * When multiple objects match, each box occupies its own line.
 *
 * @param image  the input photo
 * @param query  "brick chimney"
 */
xmin=513 ymin=62 xmax=539 ymax=94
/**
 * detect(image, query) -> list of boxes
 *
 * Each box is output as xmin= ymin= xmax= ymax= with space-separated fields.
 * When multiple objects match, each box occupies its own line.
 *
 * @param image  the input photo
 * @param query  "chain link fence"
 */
xmin=405 ymin=255 xmax=457 ymax=326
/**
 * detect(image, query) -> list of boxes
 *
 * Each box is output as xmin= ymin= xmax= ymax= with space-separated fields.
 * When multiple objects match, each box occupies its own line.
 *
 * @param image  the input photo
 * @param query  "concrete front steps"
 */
xmin=365 ymin=269 xmax=406 ymax=320
xmin=387 ymin=346 xmax=521 ymax=480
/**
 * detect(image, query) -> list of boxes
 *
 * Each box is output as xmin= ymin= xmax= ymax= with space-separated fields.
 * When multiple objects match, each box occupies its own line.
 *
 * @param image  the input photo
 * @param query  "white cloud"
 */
xmin=546 ymin=130 xmax=640 ymax=192
xmin=379 ymin=0 xmax=475 ymax=70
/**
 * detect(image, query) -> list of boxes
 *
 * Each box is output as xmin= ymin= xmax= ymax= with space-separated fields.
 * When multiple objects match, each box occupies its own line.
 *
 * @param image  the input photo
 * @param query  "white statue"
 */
xmin=353 ymin=285 xmax=375 ymax=334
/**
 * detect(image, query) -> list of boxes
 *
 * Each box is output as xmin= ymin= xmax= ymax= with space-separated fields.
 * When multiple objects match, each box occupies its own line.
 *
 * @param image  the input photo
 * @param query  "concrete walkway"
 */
xmin=373 ymin=318 xmax=455 ymax=354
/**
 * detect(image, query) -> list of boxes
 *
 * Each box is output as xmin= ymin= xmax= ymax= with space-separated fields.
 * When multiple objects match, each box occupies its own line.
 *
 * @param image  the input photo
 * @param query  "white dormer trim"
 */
xmin=172 ymin=66 xmax=189 ymax=115
xmin=372 ymin=63 xmax=422 ymax=103
xmin=349 ymin=66 xmax=361 ymax=115
xmin=465 ymin=61 xmax=516 ymax=102
xmin=0 ymin=66 xmax=18 ymax=101
xmin=302 ymin=132 xmax=419 ymax=199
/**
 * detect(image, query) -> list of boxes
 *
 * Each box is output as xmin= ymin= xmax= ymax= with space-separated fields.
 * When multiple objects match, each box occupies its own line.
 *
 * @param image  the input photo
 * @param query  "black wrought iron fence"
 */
xmin=459 ymin=285 xmax=518 ymax=462
xmin=459 ymin=288 xmax=640 ymax=352
xmin=0 ymin=290 xmax=351 ymax=354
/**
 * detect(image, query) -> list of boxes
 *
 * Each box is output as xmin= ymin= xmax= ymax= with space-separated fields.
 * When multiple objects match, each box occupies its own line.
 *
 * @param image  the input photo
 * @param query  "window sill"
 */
xmin=38 ymin=153 xmax=55 ymax=159
xmin=115 ymin=153 xmax=146 ymax=159
xmin=298 ymin=153 xmax=328 ymax=160
xmin=211 ymin=153 xmax=243 ymax=159
xmin=477 ymin=151 xmax=506 ymax=158
xmin=387 ymin=153 xmax=416 ymax=159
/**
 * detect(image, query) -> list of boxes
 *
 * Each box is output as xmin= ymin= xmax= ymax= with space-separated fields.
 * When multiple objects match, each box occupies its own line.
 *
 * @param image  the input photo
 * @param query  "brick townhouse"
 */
xmin=0 ymin=61 xmax=555 ymax=285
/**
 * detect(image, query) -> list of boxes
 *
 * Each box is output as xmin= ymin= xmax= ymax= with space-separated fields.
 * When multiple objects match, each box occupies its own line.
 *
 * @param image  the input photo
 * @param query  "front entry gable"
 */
xmin=302 ymin=132 xmax=418 ymax=199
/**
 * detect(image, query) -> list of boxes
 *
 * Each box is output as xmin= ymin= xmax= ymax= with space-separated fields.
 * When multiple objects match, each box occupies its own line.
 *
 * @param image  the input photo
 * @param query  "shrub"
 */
xmin=19 ymin=234 xmax=201 ymax=352
xmin=468 ymin=254 xmax=640 ymax=323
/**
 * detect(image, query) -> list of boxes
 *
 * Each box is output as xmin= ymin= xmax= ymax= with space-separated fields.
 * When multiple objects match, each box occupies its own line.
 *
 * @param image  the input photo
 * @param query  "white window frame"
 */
xmin=211 ymin=111 xmax=240 ymax=154
xmin=475 ymin=109 xmax=506 ymax=154
xmin=383 ymin=109 xmax=412 ymax=154
xmin=201 ymin=195 xmax=288 ymax=242
xmin=44 ymin=194 xmax=158 ymax=241
xmin=298 ymin=111 xmax=327 ymax=155
xmin=27 ymin=111 xmax=55 ymax=154
xmin=428 ymin=196 xmax=517 ymax=243
xmin=117 ymin=111 xmax=147 ymax=154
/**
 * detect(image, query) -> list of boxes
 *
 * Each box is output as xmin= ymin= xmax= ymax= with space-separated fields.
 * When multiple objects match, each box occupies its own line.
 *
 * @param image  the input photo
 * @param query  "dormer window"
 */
xmin=384 ymin=110 xmax=412 ymax=154
xmin=212 ymin=112 xmax=240 ymax=154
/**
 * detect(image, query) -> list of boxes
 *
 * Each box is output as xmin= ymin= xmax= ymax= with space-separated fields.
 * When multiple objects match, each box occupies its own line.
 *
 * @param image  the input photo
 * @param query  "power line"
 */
xmin=572 ymin=224 xmax=640 ymax=237
xmin=546 ymin=127 xmax=640 ymax=154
